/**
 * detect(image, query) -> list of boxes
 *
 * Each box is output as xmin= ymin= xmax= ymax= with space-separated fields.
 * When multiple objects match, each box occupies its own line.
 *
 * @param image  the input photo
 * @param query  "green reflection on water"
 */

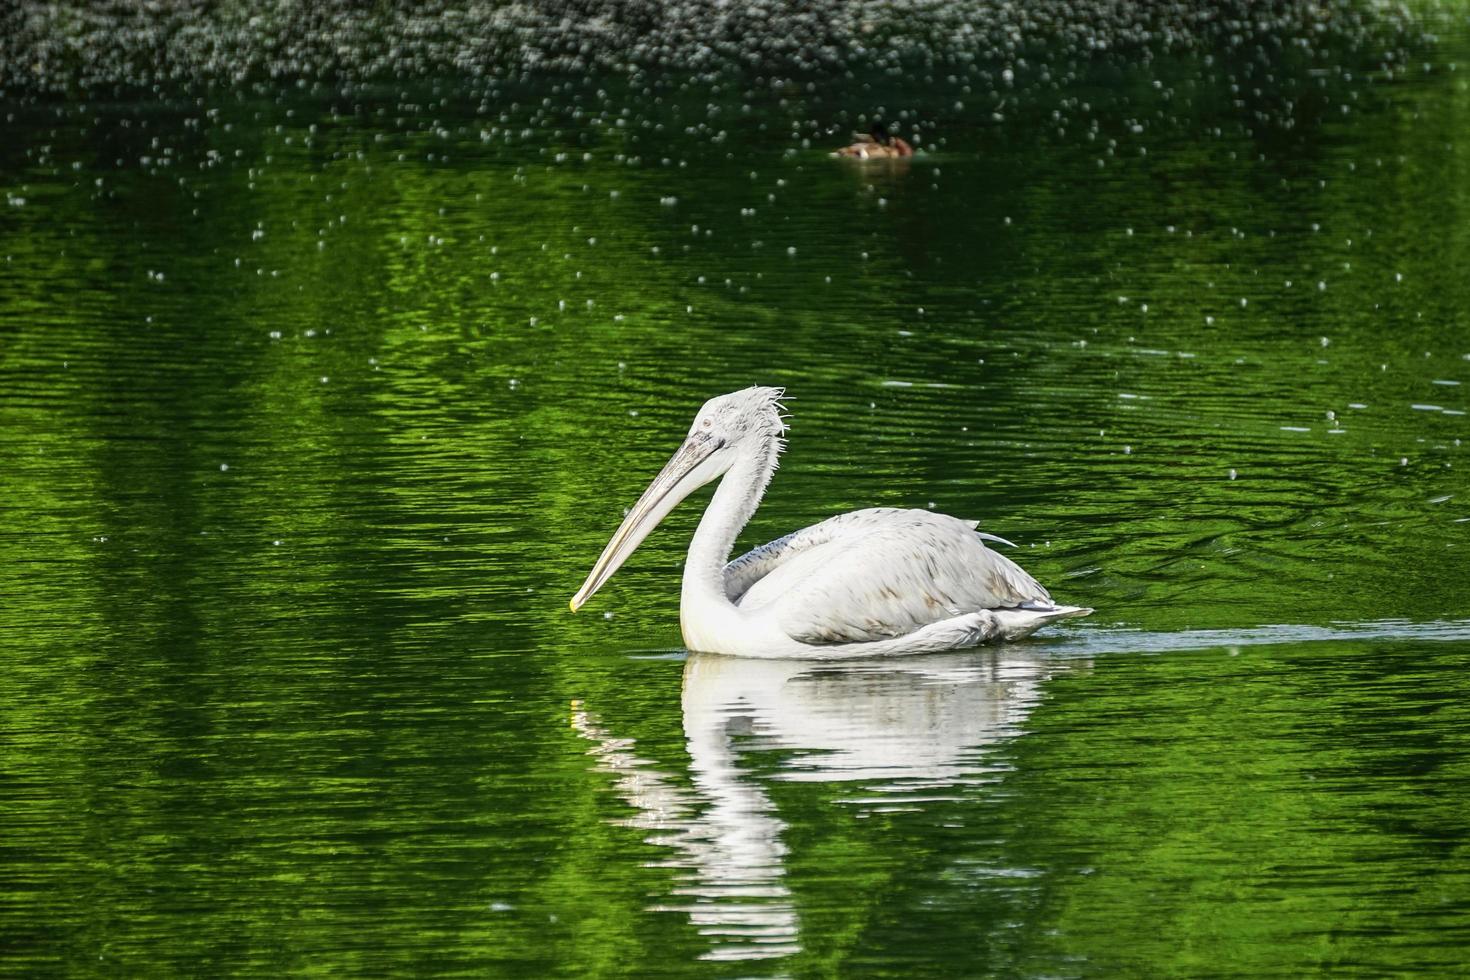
xmin=2 ymin=28 xmax=1469 ymax=978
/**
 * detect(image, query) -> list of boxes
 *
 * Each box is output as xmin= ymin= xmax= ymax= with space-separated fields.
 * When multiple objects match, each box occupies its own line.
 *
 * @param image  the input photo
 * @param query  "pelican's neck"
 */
xmin=682 ymin=436 xmax=780 ymax=617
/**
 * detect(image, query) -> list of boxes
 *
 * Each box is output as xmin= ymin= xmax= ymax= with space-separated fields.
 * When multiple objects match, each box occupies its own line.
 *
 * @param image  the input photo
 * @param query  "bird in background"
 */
xmin=833 ymin=120 xmax=915 ymax=159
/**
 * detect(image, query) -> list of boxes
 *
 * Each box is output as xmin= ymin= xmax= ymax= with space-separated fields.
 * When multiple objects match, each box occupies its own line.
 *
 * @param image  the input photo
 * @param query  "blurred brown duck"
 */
xmin=833 ymin=121 xmax=914 ymax=159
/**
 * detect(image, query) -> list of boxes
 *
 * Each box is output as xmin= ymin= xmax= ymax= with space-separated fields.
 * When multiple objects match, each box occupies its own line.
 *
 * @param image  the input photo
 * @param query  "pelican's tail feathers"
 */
xmin=962 ymin=520 xmax=1018 ymax=549
xmin=991 ymin=604 xmax=1093 ymax=641
xmin=976 ymin=530 xmax=1018 ymax=548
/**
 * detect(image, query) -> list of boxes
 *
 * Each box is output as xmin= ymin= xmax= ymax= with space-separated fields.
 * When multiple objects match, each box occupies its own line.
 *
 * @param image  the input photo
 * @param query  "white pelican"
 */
xmin=570 ymin=387 xmax=1091 ymax=658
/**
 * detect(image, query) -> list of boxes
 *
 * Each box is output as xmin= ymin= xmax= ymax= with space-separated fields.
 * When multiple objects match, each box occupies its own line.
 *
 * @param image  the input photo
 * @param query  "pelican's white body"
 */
xmin=573 ymin=388 xmax=1090 ymax=658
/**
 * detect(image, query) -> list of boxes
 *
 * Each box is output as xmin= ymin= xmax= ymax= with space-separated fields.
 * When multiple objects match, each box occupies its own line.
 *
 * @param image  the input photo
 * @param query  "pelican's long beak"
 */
xmin=570 ymin=432 xmax=726 ymax=611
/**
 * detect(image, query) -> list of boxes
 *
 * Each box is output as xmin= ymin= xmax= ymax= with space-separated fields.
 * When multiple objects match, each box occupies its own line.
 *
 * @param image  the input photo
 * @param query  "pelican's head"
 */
xmin=570 ymin=387 xmax=786 ymax=612
xmin=689 ymin=385 xmax=788 ymax=447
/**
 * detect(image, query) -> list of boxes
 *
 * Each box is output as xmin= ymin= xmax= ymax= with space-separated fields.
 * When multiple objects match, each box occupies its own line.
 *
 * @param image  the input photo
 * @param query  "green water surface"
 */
xmin=3 ymin=30 xmax=1470 ymax=978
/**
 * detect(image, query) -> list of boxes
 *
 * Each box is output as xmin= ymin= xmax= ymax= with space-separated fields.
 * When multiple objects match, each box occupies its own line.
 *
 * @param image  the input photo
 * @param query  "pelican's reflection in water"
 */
xmin=570 ymin=650 xmax=1078 ymax=963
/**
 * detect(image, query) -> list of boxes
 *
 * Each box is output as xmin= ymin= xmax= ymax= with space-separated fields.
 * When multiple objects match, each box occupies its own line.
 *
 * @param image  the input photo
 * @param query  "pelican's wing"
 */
xmin=724 ymin=520 xmax=845 ymax=602
xmin=736 ymin=509 xmax=1052 ymax=645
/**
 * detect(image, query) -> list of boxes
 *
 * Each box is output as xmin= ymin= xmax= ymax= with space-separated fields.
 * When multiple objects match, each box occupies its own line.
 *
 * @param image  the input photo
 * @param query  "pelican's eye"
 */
xmin=701 ymin=417 xmax=712 ymax=428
